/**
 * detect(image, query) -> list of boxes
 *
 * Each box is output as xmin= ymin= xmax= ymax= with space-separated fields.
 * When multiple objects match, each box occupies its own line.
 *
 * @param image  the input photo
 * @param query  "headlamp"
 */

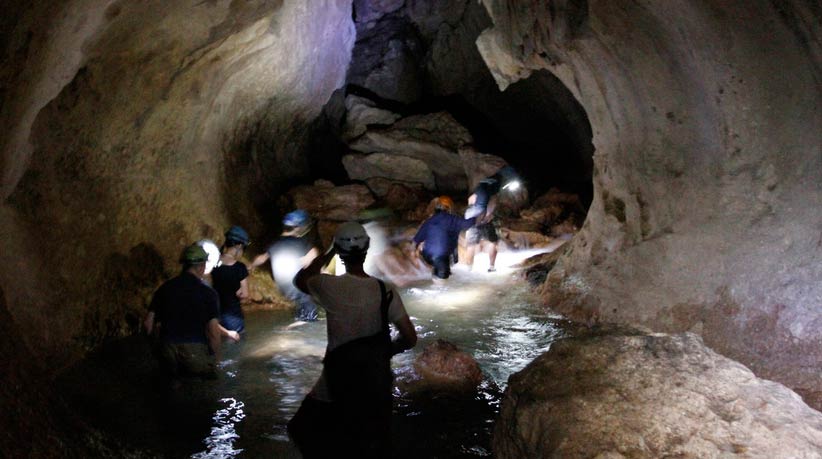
xmin=502 ymin=180 xmax=521 ymax=192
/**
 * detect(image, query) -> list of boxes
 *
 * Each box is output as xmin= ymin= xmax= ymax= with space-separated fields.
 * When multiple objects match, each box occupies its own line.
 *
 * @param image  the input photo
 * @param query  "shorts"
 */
xmin=158 ymin=342 xmax=217 ymax=379
xmin=466 ymin=222 xmax=499 ymax=244
xmin=421 ymin=252 xmax=451 ymax=279
xmin=220 ymin=313 xmax=245 ymax=333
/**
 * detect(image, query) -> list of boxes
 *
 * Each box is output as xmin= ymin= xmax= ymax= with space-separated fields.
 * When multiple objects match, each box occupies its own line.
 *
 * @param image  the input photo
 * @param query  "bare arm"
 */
xmin=250 ymin=252 xmax=270 ymax=270
xmin=236 ymin=278 xmax=249 ymax=300
xmin=300 ymin=247 xmax=320 ymax=268
xmin=207 ymin=319 xmax=224 ymax=362
xmin=143 ymin=311 xmax=155 ymax=335
xmin=391 ymin=314 xmax=417 ymax=356
xmin=294 ymin=245 xmax=335 ymax=293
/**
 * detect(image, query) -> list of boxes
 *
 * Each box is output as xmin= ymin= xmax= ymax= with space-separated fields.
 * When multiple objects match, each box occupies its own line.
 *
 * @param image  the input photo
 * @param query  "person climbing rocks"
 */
xmin=143 ymin=243 xmax=241 ymax=382
xmin=211 ymin=226 xmax=250 ymax=333
xmin=251 ymin=209 xmax=321 ymax=322
xmin=464 ymin=165 xmax=522 ymax=272
xmin=413 ymin=195 xmax=476 ymax=281
xmin=288 ymin=221 xmax=417 ymax=458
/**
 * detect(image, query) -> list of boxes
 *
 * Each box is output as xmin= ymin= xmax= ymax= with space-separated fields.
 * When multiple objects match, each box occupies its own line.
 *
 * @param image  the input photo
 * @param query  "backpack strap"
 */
xmin=377 ymin=280 xmax=392 ymax=334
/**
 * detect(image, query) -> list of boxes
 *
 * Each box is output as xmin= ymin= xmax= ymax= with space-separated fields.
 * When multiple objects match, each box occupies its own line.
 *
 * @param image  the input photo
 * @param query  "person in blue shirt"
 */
xmin=413 ymin=196 xmax=476 ymax=281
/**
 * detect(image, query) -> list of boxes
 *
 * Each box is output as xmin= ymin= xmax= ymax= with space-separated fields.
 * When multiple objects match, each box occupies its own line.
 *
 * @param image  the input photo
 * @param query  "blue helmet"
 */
xmin=224 ymin=225 xmax=250 ymax=246
xmin=283 ymin=209 xmax=311 ymax=227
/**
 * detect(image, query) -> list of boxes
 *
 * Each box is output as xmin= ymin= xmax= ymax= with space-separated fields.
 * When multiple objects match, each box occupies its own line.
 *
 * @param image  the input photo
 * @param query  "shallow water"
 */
xmin=60 ymin=249 xmax=572 ymax=458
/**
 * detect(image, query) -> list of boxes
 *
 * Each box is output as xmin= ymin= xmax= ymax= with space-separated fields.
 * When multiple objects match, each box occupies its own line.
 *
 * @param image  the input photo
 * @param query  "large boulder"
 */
xmin=458 ymin=146 xmax=508 ymax=192
xmin=347 ymin=112 xmax=472 ymax=192
xmin=494 ymin=331 xmax=822 ymax=458
xmin=284 ymin=180 xmax=376 ymax=222
xmin=341 ymin=94 xmax=401 ymax=141
xmin=412 ymin=339 xmax=484 ymax=393
xmin=343 ymin=152 xmax=436 ymax=190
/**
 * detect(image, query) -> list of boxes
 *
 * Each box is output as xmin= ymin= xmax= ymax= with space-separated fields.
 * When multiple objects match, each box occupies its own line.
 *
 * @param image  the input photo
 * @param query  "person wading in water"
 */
xmin=288 ymin=221 xmax=417 ymax=457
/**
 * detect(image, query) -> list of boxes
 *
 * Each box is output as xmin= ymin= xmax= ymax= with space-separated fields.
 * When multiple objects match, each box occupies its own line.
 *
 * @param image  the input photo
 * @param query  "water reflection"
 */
xmin=192 ymin=397 xmax=246 ymax=458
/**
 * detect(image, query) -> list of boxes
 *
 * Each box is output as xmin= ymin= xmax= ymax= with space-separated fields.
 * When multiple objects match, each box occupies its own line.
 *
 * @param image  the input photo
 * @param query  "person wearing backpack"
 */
xmin=289 ymin=221 xmax=417 ymax=458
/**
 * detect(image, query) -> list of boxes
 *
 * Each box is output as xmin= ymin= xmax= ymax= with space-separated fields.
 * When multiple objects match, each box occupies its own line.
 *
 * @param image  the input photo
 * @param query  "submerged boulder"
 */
xmin=494 ymin=331 xmax=822 ymax=458
xmin=412 ymin=339 xmax=483 ymax=393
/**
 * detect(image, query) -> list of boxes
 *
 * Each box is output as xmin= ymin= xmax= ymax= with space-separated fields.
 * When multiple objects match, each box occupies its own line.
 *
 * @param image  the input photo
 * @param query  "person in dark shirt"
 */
xmin=413 ymin=196 xmax=476 ymax=280
xmin=465 ymin=166 xmax=521 ymax=272
xmin=212 ymin=226 xmax=251 ymax=333
xmin=251 ymin=209 xmax=321 ymax=322
xmin=144 ymin=244 xmax=240 ymax=380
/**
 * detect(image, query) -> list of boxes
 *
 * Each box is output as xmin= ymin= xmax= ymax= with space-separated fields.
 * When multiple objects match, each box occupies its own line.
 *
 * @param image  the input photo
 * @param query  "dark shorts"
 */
xmin=422 ymin=252 xmax=451 ymax=279
xmin=466 ymin=222 xmax=499 ymax=244
xmin=220 ymin=313 xmax=245 ymax=333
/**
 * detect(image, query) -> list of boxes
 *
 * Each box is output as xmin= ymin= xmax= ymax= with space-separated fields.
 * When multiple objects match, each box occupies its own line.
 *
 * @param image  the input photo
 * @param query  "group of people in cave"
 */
xmin=142 ymin=165 xmax=521 ymax=456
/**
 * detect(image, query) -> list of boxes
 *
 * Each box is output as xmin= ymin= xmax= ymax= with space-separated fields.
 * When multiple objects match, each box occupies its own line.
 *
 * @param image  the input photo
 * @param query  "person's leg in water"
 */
xmin=431 ymin=254 xmax=451 ymax=284
xmin=486 ymin=241 xmax=498 ymax=272
xmin=292 ymin=290 xmax=319 ymax=322
xmin=464 ymin=227 xmax=481 ymax=270
xmin=482 ymin=221 xmax=500 ymax=272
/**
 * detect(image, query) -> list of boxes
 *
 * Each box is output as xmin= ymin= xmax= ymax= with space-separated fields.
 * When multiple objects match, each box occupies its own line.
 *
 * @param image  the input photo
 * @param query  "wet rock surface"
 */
xmin=410 ymin=339 xmax=484 ymax=393
xmin=494 ymin=330 xmax=822 ymax=458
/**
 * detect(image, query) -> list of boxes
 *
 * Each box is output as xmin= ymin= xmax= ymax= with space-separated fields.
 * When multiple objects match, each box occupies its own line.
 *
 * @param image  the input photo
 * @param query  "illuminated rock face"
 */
xmin=494 ymin=331 xmax=822 ymax=458
xmin=476 ymin=0 xmax=822 ymax=408
xmin=0 ymin=0 xmax=355 ymax=364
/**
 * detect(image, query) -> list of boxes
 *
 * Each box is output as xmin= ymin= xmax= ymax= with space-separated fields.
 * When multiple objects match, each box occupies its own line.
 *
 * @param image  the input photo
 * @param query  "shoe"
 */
xmin=487 ymin=267 xmax=496 ymax=272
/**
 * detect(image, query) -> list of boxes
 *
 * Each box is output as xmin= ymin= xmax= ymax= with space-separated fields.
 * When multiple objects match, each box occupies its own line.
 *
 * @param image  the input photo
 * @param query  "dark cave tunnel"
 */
xmin=1 ymin=0 xmax=821 ymax=457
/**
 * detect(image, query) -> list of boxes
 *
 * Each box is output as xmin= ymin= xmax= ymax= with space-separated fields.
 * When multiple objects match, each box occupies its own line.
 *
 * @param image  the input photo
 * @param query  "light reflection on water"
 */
xmin=192 ymin=398 xmax=246 ymax=458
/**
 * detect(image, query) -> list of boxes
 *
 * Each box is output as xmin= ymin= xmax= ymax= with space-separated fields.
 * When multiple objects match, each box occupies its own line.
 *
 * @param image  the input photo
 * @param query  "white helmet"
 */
xmin=334 ymin=221 xmax=370 ymax=256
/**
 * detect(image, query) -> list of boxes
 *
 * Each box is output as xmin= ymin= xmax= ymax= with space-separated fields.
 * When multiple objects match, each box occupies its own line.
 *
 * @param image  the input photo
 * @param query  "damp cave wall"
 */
xmin=0 ymin=0 xmax=356 ymax=367
xmin=476 ymin=0 xmax=822 ymax=406
xmin=0 ymin=0 xmax=820 ymax=432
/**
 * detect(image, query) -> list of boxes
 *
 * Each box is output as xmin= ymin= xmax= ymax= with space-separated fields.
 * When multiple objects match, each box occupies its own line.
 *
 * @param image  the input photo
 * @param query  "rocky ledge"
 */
xmin=494 ymin=330 xmax=822 ymax=458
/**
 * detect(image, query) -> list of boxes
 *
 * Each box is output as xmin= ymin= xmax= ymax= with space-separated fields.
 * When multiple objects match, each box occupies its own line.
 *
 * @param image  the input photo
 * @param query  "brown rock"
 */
xmin=413 ymin=339 xmax=483 ymax=392
xmin=348 ymin=112 xmax=470 ymax=192
xmin=494 ymin=331 xmax=822 ymax=458
xmin=286 ymin=180 xmax=376 ymax=222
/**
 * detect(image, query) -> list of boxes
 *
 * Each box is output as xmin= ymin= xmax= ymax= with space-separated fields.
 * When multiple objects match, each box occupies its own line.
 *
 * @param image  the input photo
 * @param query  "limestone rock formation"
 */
xmin=347 ymin=6 xmax=424 ymax=104
xmin=412 ymin=339 xmax=484 ymax=393
xmin=346 ymin=111 xmax=473 ymax=192
xmin=494 ymin=331 xmax=822 ymax=458
xmin=477 ymin=0 xmax=822 ymax=406
xmin=341 ymin=94 xmax=402 ymax=141
xmin=458 ymin=146 xmax=509 ymax=192
xmin=343 ymin=152 xmax=436 ymax=190
xmin=285 ymin=180 xmax=376 ymax=222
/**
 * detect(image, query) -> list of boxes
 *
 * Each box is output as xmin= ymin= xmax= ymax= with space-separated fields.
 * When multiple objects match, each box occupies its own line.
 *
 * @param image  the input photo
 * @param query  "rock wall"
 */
xmin=477 ymin=0 xmax=822 ymax=406
xmin=0 ymin=0 xmax=354 ymax=366
xmin=494 ymin=330 xmax=822 ymax=458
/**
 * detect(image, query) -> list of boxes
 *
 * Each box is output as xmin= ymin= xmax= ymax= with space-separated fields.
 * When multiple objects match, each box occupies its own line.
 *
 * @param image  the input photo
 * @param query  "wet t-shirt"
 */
xmin=306 ymin=274 xmax=409 ymax=401
xmin=211 ymin=262 xmax=249 ymax=318
xmin=150 ymin=272 xmax=219 ymax=344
